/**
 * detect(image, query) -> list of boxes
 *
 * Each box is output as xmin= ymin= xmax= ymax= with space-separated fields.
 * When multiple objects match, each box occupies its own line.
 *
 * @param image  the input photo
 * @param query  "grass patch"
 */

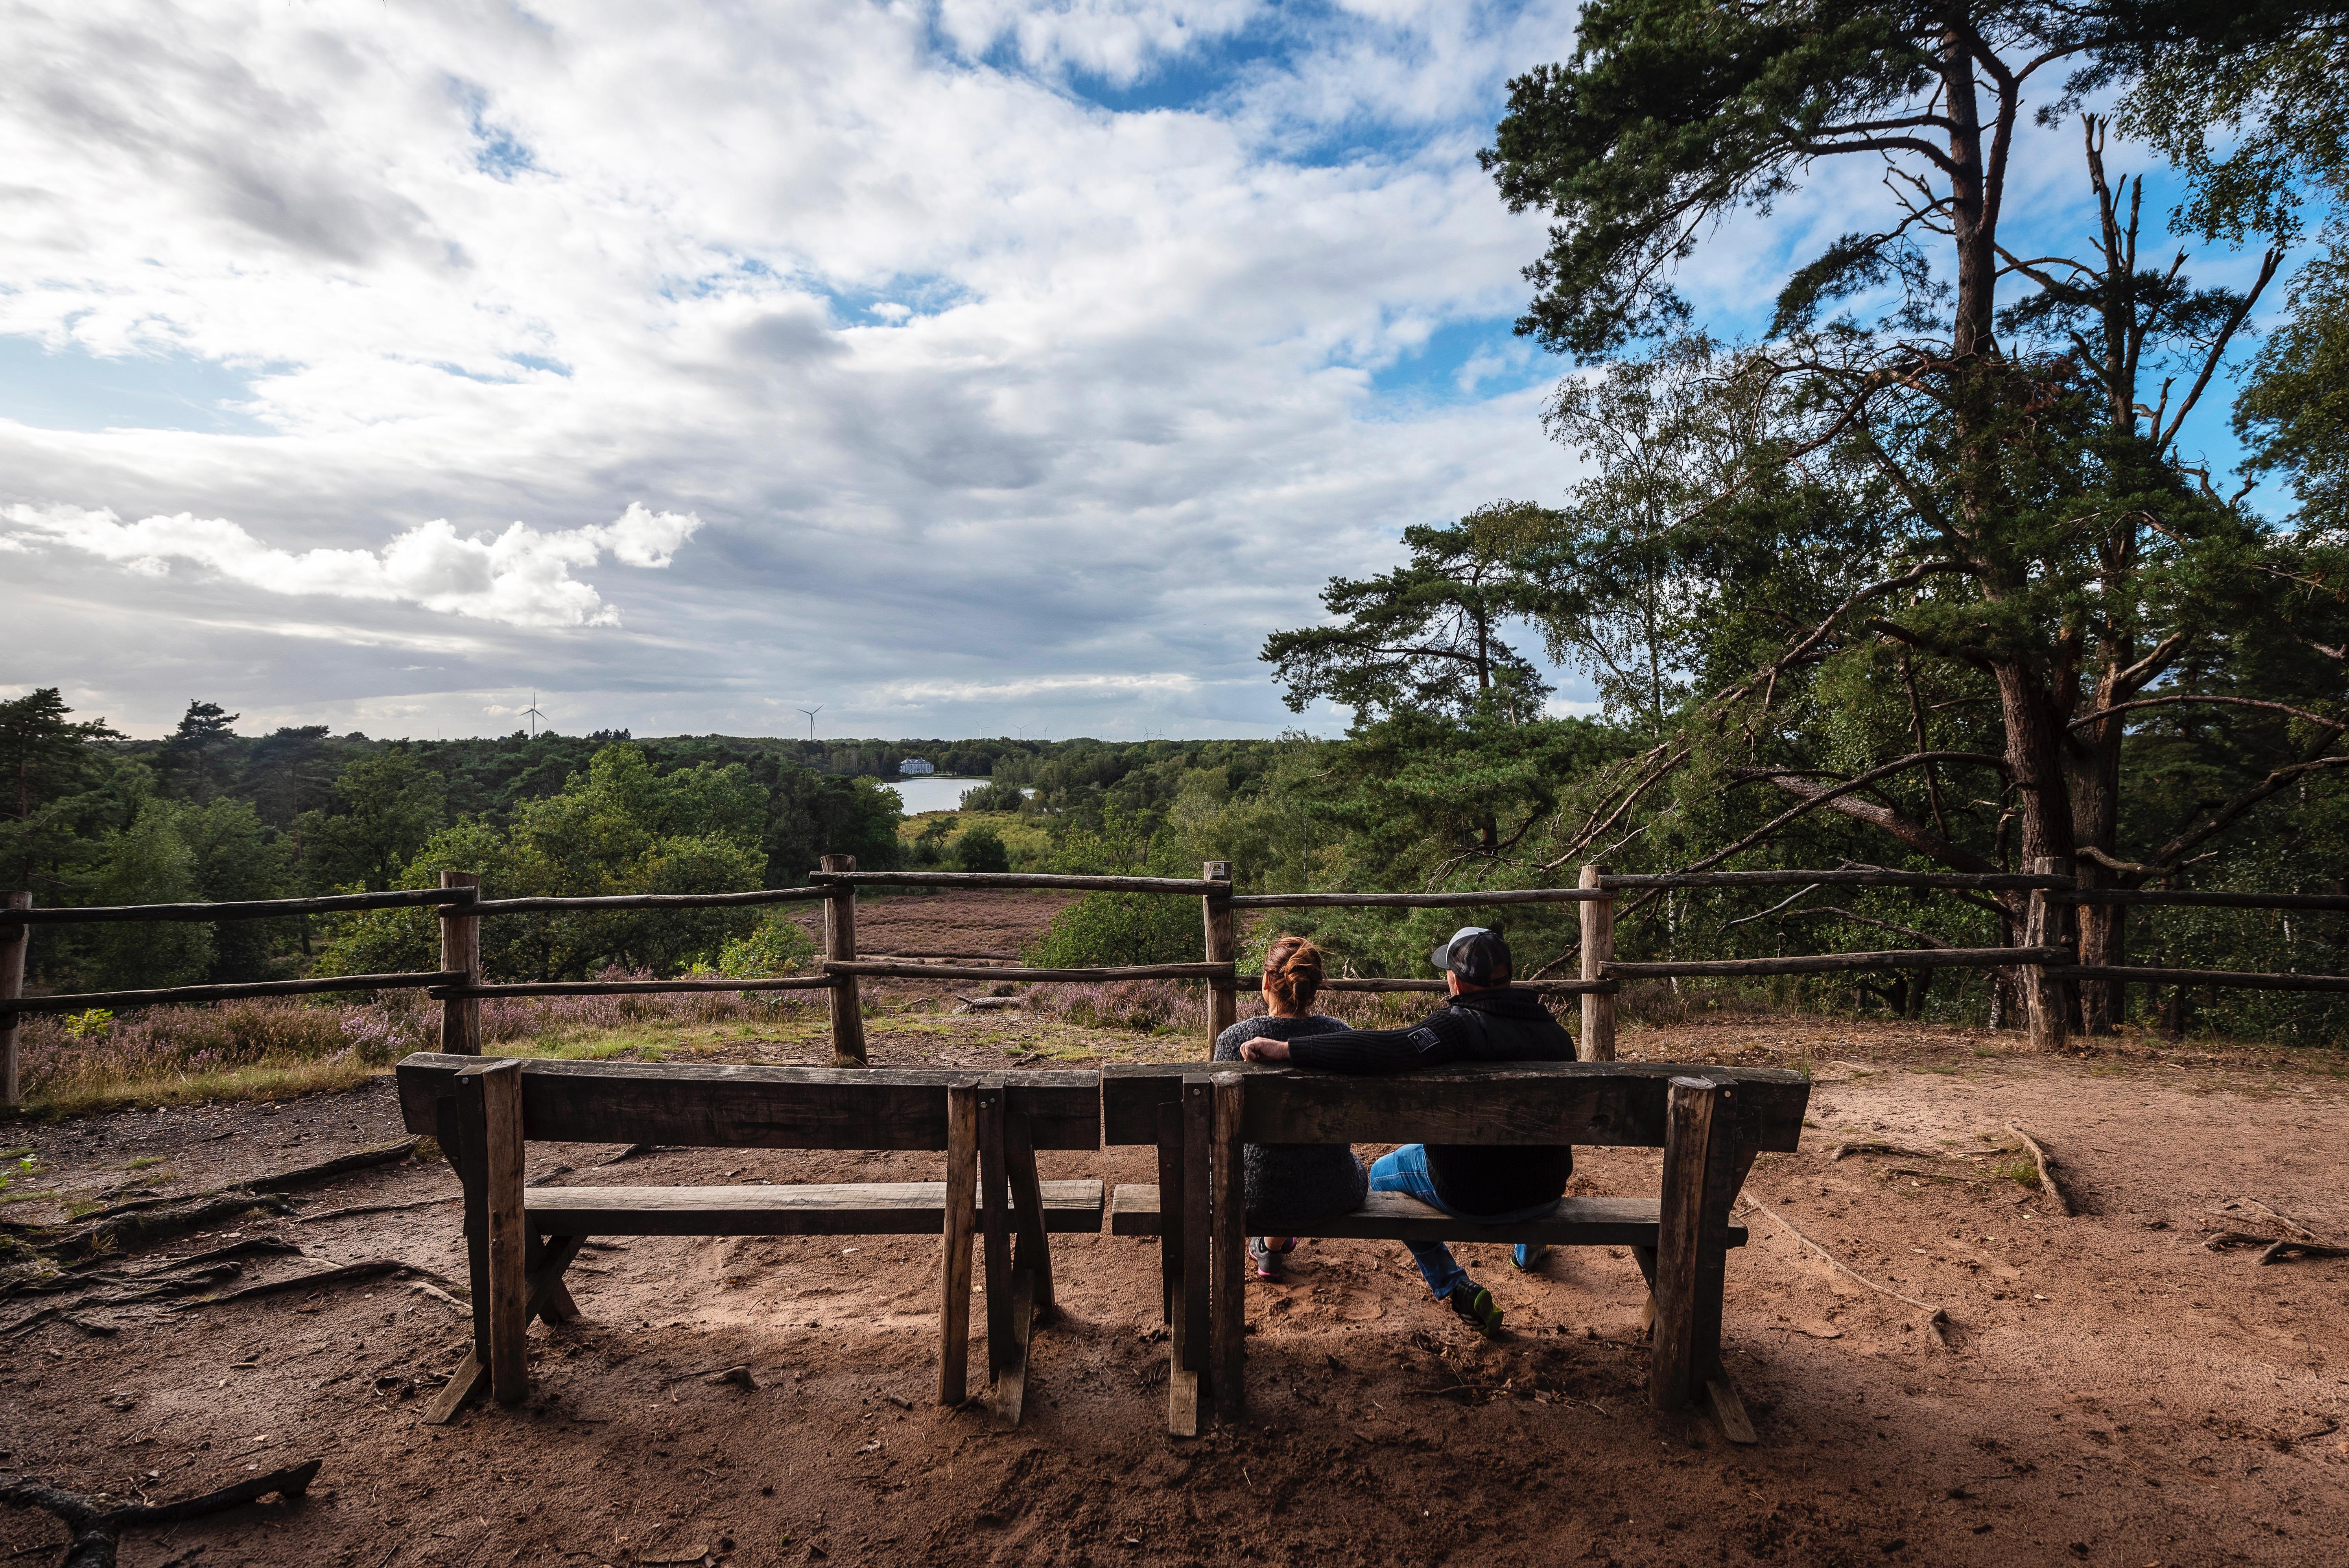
xmin=125 ymin=1155 xmax=168 ymax=1172
xmin=1989 ymin=1155 xmax=2040 ymax=1189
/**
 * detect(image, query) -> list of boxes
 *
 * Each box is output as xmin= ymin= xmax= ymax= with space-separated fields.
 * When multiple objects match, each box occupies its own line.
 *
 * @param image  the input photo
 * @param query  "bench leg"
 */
xmin=1154 ymin=1104 xmax=1183 ymax=1327
xmin=1169 ymin=1078 xmax=1214 ymax=1437
xmin=1004 ymin=1111 xmax=1055 ymax=1320
xmin=1209 ymin=1072 xmax=1245 ymax=1424
xmin=475 ymin=1059 xmax=530 ymax=1405
xmin=975 ymin=1081 xmax=1025 ymax=1426
xmin=525 ymin=1232 xmax=581 ymax=1324
xmin=1652 ymin=1077 xmax=1737 ymax=1412
xmin=425 ymin=1233 xmax=583 ymax=1424
xmin=940 ymin=1081 xmax=979 ymax=1406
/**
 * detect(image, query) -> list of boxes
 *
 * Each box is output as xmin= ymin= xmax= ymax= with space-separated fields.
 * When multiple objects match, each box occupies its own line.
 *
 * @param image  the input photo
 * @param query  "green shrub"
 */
xmin=715 ymin=916 xmax=818 ymax=977
xmin=1027 ymin=890 xmax=1202 ymax=968
xmin=954 ymin=824 xmax=1011 ymax=873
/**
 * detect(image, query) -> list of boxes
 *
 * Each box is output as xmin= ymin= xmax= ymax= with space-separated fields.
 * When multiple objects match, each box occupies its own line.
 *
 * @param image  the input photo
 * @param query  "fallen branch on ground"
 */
xmin=0 ymin=1459 xmax=319 ymax=1568
xmin=1830 ymin=1140 xmax=1981 ymax=1162
xmin=2202 ymin=1231 xmax=2349 ymax=1264
xmin=1740 ymin=1197 xmax=1950 ymax=1346
xmin=2003 ymin=1123 xmax=2071 ymax=1216
xmin=2207 ymin=1198 xmax=2319 ymax=1243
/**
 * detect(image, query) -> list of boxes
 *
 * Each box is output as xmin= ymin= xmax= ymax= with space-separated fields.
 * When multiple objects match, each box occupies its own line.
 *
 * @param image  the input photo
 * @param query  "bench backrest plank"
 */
xmin=395 ymin=1053 xmax=1100 ymax=1151
xmin=1100 ymin=1060 xmax=1806 ymax=1152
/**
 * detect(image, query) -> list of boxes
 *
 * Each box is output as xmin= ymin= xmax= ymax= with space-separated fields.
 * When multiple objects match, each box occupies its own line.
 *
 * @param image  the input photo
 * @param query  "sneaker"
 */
xmin=1444 ymin=1280 xmax=1503 ymax=1336
xmin=1511 ymin=1243 xmax=1549 ymax=1271
xmin=1248 ymin=1236 xmax=1296 ymax=1279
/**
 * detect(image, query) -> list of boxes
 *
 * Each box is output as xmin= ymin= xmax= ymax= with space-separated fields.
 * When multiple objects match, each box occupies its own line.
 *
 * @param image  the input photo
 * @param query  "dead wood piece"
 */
xmin=1741 ymin=1198 xmax=1951 ymax=1342
xmin=2207 ymin=1198 xmax=2320 ymax=1244
xmin=958 ymin=996 xmax=1022 ymax=1012
xmin=2002 ymin=1123 xmax=2071 ymax=1217
xmin=1830 ymin=1141 xmax=1943 ymax=1162
xmin=2202 ymin=1230 xmax=2349 ymax=1264
xmin=1 ymin=1460 xmax=319 ymax=1568
xmin=1884 ymin=1168 xmax=1971 ymax=1183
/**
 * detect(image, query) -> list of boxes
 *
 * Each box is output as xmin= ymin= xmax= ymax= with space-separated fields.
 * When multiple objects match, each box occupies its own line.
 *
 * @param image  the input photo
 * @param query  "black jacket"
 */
xmin=1288 ymin=986 xmax=1576 ymax=1215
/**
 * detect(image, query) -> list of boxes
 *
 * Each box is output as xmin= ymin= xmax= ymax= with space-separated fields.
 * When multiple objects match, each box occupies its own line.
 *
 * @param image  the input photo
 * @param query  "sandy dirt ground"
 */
xmin=3 ymin=988 xmax=2345 ymax=1566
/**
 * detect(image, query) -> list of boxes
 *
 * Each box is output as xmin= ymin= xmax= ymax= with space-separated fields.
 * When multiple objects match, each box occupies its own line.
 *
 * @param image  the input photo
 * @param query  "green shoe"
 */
xmin=1445 ymin=1280 xmax=1503 ymax=1336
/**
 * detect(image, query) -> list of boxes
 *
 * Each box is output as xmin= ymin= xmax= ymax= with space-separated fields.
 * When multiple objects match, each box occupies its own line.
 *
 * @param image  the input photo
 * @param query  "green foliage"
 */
xmin=957 ymin=780 xmax=1027 ymax=813
xmin=297 ymin=750 xmax=448 ymax=892
xmin=1262 ymin=502 xmax=1555 ymax=722
xmin=63 ymin=1009 xmax=112 ymax=1039
xmin=90 ymin=801 xmax=212 ymax=989
xmin=953 ymin=823 xmax=1011 ymax=873
xmin=1027 ymin=891 xmax=1202 ymax=969
xmin=714 ymin=915 xmax=818 ymax=977
xmin=0 ymin=686 xmax=124 ymax=895
xmin=317 ymin=744 xmax=769 ymax=981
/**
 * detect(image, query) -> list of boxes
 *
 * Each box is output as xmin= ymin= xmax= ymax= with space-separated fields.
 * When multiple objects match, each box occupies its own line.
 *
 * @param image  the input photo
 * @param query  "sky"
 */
xmin=0 ymin=1 xmax=2293 ymax=744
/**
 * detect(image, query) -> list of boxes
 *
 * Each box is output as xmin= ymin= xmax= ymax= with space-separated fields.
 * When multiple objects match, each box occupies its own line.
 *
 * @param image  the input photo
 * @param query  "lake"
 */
xmin=886 ymin=776 xmax=997 ymax=814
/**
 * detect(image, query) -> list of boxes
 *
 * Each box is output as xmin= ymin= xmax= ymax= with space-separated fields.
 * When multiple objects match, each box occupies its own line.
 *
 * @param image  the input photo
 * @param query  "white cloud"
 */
xmin=0 ymin=1 xmax=1586 ymax=737
xmin=3 ymin=502 xmax=701 ymax=628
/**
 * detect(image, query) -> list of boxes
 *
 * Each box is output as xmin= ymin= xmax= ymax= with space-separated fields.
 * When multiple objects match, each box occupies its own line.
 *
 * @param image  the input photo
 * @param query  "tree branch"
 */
xmin=2066 ymin=695 xmax=2346 ymax=732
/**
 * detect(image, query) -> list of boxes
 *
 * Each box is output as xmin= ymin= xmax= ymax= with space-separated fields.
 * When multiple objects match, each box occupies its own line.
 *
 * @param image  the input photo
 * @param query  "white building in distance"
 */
xmin=898 ymin=757 xmax=937 ymax=776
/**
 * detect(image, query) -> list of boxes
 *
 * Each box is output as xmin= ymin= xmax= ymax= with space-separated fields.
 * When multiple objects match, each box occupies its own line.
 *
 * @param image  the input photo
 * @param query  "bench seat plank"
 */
xmin=529 ymin=1179 xmax=1105 ymax=1237
xmin=1108 ymin=1184 xmax=1745 ymax=1248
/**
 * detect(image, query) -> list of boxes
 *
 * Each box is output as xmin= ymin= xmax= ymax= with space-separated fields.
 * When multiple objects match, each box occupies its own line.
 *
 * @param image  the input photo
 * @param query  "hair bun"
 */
xmin=1263 ymin=935 xmax=1324 ymax=1010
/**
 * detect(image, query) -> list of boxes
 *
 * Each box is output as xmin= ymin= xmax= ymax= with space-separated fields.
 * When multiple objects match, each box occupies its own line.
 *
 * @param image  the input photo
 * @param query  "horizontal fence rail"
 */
xmin=460 ymin=887 xmax=824 ymax=916
xmin=1228 ymin=889 xmax=1606 ymax=908
xmin=2047 ymin=964 xmax=2349 ymax=993
xmin=0 ymin=971 xmax=468 ymax=1017
xmin=1597 ymin=870 xmax=2075 ymax=892
xmin=823 ymin=960 xmax=1232 ymax=984
xmin=810 ymin=871 xmax=1229 ymax=894
xmin=429 ymin=976 xmax=841 ymax=999
xmin=1321 ymin=977 xmax=1618 ymax=995
xmin=0 ymin=889 xmax=476 ymax=925
xmin=1602 ymin=946 xmax=2070 ymax=979
xmin=2051 ymin=888 xmax=2349 ymax=911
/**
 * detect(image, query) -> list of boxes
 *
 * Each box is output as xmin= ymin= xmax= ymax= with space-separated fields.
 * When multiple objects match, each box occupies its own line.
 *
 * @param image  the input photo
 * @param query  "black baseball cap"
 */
xmin=1429 ymin=926 xmax=1512 ymax=985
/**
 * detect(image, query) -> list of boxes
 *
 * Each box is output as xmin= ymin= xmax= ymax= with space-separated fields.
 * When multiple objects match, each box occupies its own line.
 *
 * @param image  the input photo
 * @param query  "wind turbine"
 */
xmin=522 ymin=690 xmax=547 ymax=739
xmin=795 ymin=704 xmax=822 ymax=741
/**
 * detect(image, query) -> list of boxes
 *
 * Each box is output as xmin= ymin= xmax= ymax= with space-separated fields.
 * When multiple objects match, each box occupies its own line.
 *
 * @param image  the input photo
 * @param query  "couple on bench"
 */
xmin=1213 ymin=925 xmax=1575 ymax=1336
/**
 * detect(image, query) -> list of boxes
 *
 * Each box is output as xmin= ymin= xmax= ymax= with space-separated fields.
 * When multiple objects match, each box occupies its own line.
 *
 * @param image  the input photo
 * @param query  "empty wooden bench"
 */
xmin=394 ymin=1053 xmax=1102 ymax=1424
xmin=1100 ymin=1060 xmax=1809 ymax=1439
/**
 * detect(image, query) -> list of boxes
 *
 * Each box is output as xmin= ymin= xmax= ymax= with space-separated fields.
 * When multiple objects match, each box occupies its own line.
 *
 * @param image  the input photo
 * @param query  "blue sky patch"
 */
xmin=0 ymin=337 xmax=278 ymax=435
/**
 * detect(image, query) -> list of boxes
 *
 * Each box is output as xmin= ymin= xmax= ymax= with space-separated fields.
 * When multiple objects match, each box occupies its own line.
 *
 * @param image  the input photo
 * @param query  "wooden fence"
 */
xmin=4 ymin=854 xmax=2347 ymax=1106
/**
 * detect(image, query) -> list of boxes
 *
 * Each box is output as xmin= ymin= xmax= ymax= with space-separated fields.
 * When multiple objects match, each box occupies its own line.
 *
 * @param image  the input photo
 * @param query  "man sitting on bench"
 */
xmin=1239 ymin=927 xmax=1575 ymax=1335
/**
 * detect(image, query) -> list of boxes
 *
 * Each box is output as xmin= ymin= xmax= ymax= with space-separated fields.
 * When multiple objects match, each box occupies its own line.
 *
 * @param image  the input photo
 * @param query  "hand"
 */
xmin=1240 ymin=1037 xmax=1290 ymax=1063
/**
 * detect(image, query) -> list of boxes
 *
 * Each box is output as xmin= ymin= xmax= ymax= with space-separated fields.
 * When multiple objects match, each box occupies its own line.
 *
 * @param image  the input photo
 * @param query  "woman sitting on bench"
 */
xmin=1240 ymin=927 xmax=1576 ymax=1335
xmin=1211 ymin=936 xmax=1364 ymax=1280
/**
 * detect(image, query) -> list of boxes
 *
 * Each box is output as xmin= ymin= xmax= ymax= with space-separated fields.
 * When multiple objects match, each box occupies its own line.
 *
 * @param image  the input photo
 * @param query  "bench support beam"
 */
xmin=939 ymin=1081 xmax=979 ymax=1406
xmin=1651 ymin=1076 xmax=1739 ymax=1411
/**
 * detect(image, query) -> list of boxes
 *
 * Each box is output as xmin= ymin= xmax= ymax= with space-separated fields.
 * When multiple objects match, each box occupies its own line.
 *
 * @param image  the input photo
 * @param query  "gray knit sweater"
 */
xmin=1211 ymin=1013 xmax=1370 ymax=1229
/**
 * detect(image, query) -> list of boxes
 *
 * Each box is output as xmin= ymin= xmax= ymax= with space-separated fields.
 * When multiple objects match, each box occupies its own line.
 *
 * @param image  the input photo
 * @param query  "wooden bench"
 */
xmin=1100 ymin=1060 xmax=1809 ymax=1440
xmin=394 ymin=1053 xmax=1102 ymax=1425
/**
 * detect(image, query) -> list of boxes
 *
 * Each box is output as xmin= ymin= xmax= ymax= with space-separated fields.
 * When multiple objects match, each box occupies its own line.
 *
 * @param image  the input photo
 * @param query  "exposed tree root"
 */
xmin=1741 ymin=1197 xmax=1951 ymax=1345
xmin=177 ymin=1258 xmax=468 ymax=1308
xmin=2002 ymin=1122 xmax=2071 ymax=1216
xmin=241 ymin=1139 xmax=418 ymax=1193
xmin=0 ymin=1459 xmax=319 ymax=1568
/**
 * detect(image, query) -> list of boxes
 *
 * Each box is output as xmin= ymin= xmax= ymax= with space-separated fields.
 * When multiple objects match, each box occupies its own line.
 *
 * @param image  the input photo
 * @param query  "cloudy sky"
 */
xmin=0 ymin=2 xmax=2281 ymax=743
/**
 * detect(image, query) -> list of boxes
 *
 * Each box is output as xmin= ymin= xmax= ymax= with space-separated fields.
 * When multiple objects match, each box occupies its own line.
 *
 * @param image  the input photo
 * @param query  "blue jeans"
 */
xmin=1368 ymin=1145 xmax=1555 ymax=1297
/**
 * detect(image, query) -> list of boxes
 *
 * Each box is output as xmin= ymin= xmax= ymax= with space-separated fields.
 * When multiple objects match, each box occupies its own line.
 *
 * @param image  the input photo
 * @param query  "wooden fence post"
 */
xmin=2023 ymin=856 xmax=2071 ymax=1052
xmin=439 ymin=872 xmax=480 ymax=1055
xmin=822 ymin=854 xmax=866 ymax=1066
xmin=1201 ymin=861 xmax=1236 ymax=1045
xmin=1579 ymin=864 xmax=1615 ymax=1061
xmin=1 ymin=892 xmax=28 ymax=1109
